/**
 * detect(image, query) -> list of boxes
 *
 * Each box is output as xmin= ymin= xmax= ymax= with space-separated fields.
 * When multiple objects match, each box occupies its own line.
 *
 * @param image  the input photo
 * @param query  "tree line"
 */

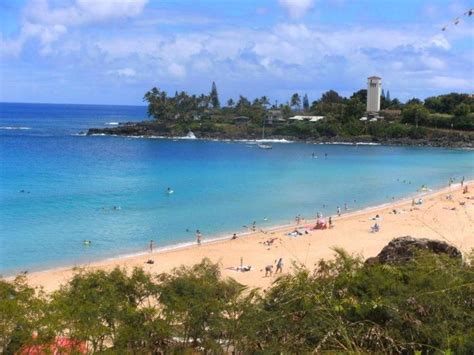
xmin=2 ymin=250 xmax=473 ymax=353
xmin=143 ymin=82 xmax=473 ymax=133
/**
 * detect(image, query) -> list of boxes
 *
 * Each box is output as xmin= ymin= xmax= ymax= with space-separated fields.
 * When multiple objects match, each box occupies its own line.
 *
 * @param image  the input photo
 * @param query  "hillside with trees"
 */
xmin=88 ymin=83 xmax=474 ymax=147
xmin=2 ymin=245 xmax=473 ymax=353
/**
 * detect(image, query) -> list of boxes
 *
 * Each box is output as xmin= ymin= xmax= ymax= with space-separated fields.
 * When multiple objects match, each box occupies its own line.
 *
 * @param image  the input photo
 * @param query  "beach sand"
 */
xmin=10 ymin=182 xmax=474 ymax=293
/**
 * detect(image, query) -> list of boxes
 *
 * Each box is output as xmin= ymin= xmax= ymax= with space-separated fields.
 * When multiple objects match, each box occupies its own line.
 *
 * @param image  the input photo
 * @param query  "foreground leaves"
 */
xmin=1 ymin=251 xmax=473 ymax=353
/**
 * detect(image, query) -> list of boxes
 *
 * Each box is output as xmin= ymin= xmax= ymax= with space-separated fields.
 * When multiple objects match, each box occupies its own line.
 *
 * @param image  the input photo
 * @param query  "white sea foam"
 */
xmin=105 ymin=122 xmax=120 ymax=126
xmin=235 ymin=138 xmax=293 ymax=143
xmin=256 ymin=139 xmax=288 ymax=143
xmin=356 ymin=142 xmax=381 ymax=146
xmin=0 ymin=126 xmax=31 ymax=130
xmin=174 ymin=131 xmax=197 ymax=140
xmin=318 ymin=142 xmax=381 ymax=146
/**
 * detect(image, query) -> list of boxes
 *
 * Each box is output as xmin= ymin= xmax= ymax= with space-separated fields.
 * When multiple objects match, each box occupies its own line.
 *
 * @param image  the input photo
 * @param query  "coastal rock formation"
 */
xmin=366 ymin=236 xmax=462 ymax=265
xmin=86 ymin=122 xmax=474 ymax=148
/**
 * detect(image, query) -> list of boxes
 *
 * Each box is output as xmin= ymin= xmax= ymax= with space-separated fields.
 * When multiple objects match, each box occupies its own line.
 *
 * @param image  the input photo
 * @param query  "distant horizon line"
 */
xmin=0 ymin=101 xmax=148 ymax=107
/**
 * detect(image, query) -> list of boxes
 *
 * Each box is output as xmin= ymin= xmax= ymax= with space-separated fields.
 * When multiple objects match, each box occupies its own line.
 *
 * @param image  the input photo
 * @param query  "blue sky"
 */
xmin=0 ymin=0 xmax=473 ymax=105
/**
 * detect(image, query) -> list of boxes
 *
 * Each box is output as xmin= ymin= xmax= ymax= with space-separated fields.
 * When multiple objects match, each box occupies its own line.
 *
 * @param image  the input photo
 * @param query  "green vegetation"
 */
xmin=141 ymin=84 xmax=473 ymax=145
xmin=2 ymin=250 xmax=473 ymax=353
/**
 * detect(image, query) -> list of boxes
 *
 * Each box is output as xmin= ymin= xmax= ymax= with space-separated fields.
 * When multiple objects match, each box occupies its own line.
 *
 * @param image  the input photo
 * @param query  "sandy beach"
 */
xmin=9 ymin=182 xmax=474 ymax=293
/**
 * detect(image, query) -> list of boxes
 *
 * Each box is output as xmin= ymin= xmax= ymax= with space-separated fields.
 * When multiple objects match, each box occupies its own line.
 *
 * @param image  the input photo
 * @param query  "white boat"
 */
xmin=258 ymin=119 xmax=272 ymax=149
xmin=258 ymin=143 xmax=272 ymax=149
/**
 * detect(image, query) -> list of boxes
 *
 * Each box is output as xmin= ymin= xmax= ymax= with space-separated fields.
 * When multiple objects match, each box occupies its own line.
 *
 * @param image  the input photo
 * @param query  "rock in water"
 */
xmin=366 ymin=236 xmax=462 ymax=265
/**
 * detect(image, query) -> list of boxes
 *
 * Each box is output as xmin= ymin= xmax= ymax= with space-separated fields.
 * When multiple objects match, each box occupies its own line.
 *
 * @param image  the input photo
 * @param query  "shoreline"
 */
xmin=6 ymin=180 xmax=473 ymax=292
xmin=83 ymin=131 xmax=474 ymax=149
xmin=1 ymin=181 xmax=455 ymax=277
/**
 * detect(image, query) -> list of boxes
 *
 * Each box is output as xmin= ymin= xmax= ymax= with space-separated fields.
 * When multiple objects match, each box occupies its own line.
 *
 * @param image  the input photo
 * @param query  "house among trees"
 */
xmin=288 ymin=115 xmax=325 ymax=122
xmin=233 ymin=116 xmax=250 ymax=126
xmin=265 ymin=109 xmax=285 ymax=126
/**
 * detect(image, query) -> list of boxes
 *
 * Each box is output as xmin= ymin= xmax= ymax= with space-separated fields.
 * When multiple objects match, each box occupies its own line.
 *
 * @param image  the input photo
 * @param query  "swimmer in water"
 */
xmin=166 ymin=187 xmax=174 ymax=194
xmin=83 ymin=240 xmax=92 ymax=245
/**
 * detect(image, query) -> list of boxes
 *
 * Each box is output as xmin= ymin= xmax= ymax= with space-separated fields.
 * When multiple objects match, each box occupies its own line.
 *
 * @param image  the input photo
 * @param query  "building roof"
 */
xmin=368 ymin=76 xmax=382 ymax=80
xmin=289 ymin=115 xmax=325 ymax=122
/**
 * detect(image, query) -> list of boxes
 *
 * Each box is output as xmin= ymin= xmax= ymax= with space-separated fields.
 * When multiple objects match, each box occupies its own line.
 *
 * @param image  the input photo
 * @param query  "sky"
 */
xmin=0 ymin=0 xmax=473 ymax=105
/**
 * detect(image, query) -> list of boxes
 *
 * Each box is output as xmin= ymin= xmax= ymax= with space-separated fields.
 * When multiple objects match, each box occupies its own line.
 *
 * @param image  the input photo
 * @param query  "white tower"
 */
xmin=367 ymin=76 xmax=382 ymax=113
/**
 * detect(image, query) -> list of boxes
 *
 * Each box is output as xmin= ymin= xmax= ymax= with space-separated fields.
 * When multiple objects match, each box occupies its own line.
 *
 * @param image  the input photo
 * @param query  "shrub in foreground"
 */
xmin=1 ymin=251 xmax=473 ymax=353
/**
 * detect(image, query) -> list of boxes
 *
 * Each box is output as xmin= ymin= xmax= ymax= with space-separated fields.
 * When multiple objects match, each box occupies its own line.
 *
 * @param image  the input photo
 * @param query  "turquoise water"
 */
xmin=1 ymin=103 xmax=473 ymax=275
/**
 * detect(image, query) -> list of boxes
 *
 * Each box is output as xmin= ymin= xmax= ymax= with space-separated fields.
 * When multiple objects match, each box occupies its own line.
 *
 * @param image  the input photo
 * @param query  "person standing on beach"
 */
xmin=329 ymin=216 xmax=332 ymax=228
xmin=196 ymin=230 xmax=202 ymax=246
xmin=149 ymin=240 xmax=154 ymax=252
xmin=337 ymin=206 xmax=341 ymax=217
xmin=265 ymin=264 xmax=273 ymax=277
xmin=275 ymin=258 xmax=283 ymax=273
xmin=295 ymin=215 xmax=301 ymax=225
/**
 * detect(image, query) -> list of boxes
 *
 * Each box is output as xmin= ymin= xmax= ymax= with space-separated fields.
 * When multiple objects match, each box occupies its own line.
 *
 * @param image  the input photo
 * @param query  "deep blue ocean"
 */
xmin=1 ymin=102 xmax=473 ymax=275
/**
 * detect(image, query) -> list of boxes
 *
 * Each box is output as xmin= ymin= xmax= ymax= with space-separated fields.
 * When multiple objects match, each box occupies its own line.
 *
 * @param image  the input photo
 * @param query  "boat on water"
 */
xmin=258 ymin=119 xmax=272 ymax=149
xmin=258 ymin=143 xmax=272 ymax=149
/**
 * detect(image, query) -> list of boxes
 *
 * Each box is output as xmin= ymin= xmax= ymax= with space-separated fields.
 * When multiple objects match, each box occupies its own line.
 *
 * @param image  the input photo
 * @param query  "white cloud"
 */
xmin=278 ymin=0 xmax=315 ymax=19
xmin=2 ymin=0 xmax=148 ymax=56
xmin=107 ymin=68 xmax=136 ymax=77
xmin=168 ymin=63 xmax=186 ymax=78
xmin=428 ymin=34 xmax=451 ymax=50
xmin=24 ymin=0 xmax=148 ymax=26
xmin=421 ymin=56 xmax=445 ymax=70
xmin=86 ymin=23 xmax=463 ymax=87
xmin=75 ymin=0 xmax=148 ymax=21
xmin=3 ymin=0 xmax=473 ymax=102
xmin=429 ymin=76 xmax=473 ymax=90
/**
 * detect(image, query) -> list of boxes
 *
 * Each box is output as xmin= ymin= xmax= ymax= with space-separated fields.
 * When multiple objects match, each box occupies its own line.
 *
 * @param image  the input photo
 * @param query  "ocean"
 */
xmin=1 ymin=102 xmax=473 ymax=275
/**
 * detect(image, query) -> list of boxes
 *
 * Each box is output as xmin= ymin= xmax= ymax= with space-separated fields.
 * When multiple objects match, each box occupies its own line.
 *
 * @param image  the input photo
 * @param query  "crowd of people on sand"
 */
xmin=140 ymin=179 xmax=472 ymax=279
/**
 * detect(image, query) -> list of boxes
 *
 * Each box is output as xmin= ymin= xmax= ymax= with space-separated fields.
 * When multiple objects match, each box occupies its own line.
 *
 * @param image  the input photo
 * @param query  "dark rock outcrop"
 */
xmin=366 ymin=236 xmax=462 ymax=265
xmin=86 ymin=123 xmax=474 ymax=148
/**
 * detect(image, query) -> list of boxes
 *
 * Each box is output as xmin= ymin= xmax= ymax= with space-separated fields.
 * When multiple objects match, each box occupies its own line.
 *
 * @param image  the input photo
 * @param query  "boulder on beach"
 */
xmin=366 ymin=236 xmax=462 ymax=265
